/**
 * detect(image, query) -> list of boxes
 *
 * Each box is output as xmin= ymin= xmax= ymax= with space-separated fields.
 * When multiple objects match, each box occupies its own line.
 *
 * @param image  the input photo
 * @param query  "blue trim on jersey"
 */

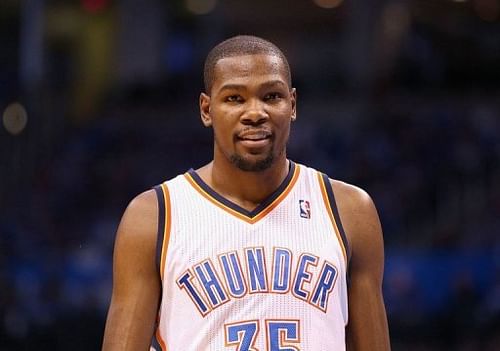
xmin=151 ymin=334 xmax=163 ymax=351
xmin=152 ymin=184 xmax=166 ymax=351
xmin=187 ymin=161 xmax=296 ymax=219
xmin=153 ymin=185 xmax=166 ymax=275
xmin=320 ymin=173 xmax=351 ymax=266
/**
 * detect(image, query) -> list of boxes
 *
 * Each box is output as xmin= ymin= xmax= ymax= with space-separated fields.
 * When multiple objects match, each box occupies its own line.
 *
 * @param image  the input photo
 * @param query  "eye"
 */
xmin=264 ymin=92 xmax=283 ymax=102
xmin=225 ymin=95 xmax=243 ymax=103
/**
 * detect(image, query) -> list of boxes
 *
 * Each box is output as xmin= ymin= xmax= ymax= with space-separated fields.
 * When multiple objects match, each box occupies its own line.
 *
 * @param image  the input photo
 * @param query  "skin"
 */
xmin=334 ymin=181 xmax=391 ymax=351
xmin=101 ymin=190 xmax=160 ymax=350
xmin=197 ymin=54 xmax=297 ymax=209
xmin=102 ymin=53 xmax=390 ymax=350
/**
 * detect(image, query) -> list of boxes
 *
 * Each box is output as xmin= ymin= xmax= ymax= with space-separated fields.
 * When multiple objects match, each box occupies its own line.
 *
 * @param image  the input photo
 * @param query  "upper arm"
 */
xmin=332 ymin=180 xmax=391 ymax=351
xmin=102 ymin=189 xmax=161 ymax=351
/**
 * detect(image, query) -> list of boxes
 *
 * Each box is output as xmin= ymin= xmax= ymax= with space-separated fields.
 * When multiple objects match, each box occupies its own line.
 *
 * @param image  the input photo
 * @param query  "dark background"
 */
xmin=1 ymin=0 xmax=500 ymax=350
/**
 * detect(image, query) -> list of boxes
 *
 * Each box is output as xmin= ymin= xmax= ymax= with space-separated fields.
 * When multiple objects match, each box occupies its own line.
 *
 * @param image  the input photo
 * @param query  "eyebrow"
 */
xmin=217 ymin=80 xmax=288 ymax=93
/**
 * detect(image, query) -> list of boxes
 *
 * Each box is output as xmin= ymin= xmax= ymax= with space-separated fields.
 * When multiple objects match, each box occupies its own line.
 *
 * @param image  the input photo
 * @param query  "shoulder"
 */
xmin=122 ymin=189 xmax=158 ymax=225
xmin=103 ymin=189 xmax=162 ymax=350
xmin=115 ymin=189 xmax=159 ymax=254
xmin=329 ymin=179 xmax=377 ymax=222
xmin=331 ymin=179 xmax=390 ymax=348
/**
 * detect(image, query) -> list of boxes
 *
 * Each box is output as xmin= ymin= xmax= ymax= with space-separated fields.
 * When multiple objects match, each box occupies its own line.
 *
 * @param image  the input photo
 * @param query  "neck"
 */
xmin=197 ymin=156 xmax=290 ymax=211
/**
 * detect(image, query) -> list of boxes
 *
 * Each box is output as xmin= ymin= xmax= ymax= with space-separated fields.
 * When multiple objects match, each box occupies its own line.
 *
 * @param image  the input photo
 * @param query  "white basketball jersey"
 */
xmin=151 ymin=161 xmax=350 ymax=351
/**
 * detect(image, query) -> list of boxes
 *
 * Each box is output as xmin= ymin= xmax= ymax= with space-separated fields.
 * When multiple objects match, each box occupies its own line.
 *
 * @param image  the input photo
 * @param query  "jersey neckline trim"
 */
xmin=184 ymin=161 xmax=300 ymax=224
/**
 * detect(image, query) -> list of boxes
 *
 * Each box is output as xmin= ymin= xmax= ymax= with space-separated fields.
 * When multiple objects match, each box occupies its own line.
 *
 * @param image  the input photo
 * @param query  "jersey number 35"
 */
xmin=225 ymin=319 xmax=300 ymax=351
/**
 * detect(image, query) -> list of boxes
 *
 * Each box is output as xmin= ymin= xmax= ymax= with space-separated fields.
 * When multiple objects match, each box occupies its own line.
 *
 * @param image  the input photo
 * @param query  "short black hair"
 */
xmin=203 ymin=35 xmax=292 ymax=94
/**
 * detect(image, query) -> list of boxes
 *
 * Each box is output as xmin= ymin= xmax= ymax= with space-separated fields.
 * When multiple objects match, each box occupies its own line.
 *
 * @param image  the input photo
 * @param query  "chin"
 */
xmin=230 ymin=153 xmax=275 ymax=172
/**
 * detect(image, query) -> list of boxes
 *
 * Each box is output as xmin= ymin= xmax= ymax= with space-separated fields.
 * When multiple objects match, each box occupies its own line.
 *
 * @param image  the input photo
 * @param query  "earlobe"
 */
xmin=199 ymin=93 xmax=212 ymax=127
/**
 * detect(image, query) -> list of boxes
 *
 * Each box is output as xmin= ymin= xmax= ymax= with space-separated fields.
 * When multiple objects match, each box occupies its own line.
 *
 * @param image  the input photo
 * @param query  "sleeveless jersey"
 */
xmin=151 ymin=161 xmax=350 ymax=351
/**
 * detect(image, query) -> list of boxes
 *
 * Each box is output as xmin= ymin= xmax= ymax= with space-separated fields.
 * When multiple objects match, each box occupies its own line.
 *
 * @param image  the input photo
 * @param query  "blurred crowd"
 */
xmin=1 ymin=92 xmax=500 ymax=349
xmin=2 ymin=0 xmax=500 ymax=350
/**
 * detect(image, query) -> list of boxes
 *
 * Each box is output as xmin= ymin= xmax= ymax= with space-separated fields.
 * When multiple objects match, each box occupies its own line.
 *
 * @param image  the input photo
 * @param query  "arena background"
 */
xmin=1 ymin=0 xmax=500 ymax=350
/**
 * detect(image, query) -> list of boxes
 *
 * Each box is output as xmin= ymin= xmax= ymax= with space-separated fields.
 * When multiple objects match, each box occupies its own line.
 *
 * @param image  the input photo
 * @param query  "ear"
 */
xmin=290 ymin=88 xmax=297 ymax=122
xmin=200 ymin=92 xmax=212 ymax=127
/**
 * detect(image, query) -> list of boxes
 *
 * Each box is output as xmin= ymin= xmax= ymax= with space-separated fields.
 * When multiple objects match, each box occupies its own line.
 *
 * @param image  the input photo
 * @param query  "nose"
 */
xmin=240 ymin=98 xmax=269 ymax=125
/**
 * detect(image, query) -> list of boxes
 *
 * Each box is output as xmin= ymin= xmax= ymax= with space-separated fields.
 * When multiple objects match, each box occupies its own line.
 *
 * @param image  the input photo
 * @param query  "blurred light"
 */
xmin=381 ymin=2 xmax=410 ymax=39
xmin=185 ymin=0 xmax=217 ymax=15
xmin=3 ymin=102 xmax=28 ymax=135
xmin=81 ymin=0 xmax=109 ymax=14
xmin=313 ymin=0 xmax=344 ymax=9
xmin=474 ymin=0 xmax=500 ymax=21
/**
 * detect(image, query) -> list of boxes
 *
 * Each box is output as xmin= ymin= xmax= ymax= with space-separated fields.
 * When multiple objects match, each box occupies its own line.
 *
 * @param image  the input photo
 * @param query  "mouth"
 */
xmin=236 ymin=129 xmax=272 ymax=141
xmin=236 ymin=129 xmax=273 ymax=149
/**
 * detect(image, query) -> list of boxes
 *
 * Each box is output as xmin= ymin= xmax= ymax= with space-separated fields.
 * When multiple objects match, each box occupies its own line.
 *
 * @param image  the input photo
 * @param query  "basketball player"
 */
xmin=102 ymin=35 xmax=390 ymax=350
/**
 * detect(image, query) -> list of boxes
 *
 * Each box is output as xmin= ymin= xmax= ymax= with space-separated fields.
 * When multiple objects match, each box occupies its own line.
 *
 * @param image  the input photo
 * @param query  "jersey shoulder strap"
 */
xmin=152 ymin=182 xmax=171 ymax=280
xmin=317 ymin=172 xmax=351 ymax=266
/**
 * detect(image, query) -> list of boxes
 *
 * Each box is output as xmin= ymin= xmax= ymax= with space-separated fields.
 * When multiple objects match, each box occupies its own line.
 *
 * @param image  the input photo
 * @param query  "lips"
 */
xmin=235 ymin=129 xmax=273 ymax=150
xmin=236 ymin=129 xmax=272 ymax=141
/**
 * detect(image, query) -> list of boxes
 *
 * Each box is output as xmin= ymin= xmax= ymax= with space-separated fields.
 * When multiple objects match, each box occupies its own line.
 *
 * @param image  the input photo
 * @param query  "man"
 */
xmin=102 ymin=35 xmax=390 ymax=350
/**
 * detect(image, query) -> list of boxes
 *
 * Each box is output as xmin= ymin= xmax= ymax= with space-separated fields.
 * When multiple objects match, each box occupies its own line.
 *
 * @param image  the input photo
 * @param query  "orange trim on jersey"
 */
xmin=159 ymin=182 xmax=171 ymax=282
xmin=155 ymin=183 xmax=171 ymax=350
xmin=317 ymin=173 xmax=348 ymax=265
xmin=155 ymin=324 xmax=168 ymax=351
xmin=184 ymin=165 xmax=301 ymax=224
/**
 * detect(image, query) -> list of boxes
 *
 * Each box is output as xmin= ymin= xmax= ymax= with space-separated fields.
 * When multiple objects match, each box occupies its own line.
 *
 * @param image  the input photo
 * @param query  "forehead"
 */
xmin=212 ymin=54 xmax=288 ymax=89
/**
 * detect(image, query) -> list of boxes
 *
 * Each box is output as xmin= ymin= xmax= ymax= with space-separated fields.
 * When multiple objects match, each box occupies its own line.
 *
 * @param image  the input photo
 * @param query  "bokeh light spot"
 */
xmin=3 ymin=102 xmax=28 ymax=135
xmin=185 ymin=0 xmax=217 ymax=15
xmin=474 ymin=0 xmax=500 ymax=22
xmin=313 ymin=0 xmax=344 ymax=9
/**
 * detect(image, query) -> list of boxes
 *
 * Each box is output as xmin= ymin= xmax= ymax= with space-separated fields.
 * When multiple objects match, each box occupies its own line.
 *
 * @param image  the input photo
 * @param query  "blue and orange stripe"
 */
xmin=152 ymin=182 xmax=172 ymax=350
xmin=184 ymin=162 xmax=300 ymax=224
xmin=317 ymin=172 xmax=350 ymax=267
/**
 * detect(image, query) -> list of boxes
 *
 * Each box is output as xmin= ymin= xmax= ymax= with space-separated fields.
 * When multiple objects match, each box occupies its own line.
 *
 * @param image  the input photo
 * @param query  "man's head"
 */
xmin=200 ymin=35 xmax=296 ymax=172
xmin=204 ymin=35 xmax=292 ymax=95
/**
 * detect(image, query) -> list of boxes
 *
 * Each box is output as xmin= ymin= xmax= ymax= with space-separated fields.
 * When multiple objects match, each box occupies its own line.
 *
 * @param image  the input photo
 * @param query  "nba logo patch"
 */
xmin=299 ymin=200 xmax=311 ymax=219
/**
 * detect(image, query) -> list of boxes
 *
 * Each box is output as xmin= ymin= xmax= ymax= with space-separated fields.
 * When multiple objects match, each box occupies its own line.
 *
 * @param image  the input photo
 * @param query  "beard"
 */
xmin=213 ymin=127 xmax=288 ymax=172
xmin=229 ymin=152 xmax=275 ymax=172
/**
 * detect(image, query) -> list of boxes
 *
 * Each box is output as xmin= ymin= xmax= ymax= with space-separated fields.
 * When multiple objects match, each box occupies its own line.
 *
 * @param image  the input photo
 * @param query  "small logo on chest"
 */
xmin=299 ymin=200 xmax=311 ymax=219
